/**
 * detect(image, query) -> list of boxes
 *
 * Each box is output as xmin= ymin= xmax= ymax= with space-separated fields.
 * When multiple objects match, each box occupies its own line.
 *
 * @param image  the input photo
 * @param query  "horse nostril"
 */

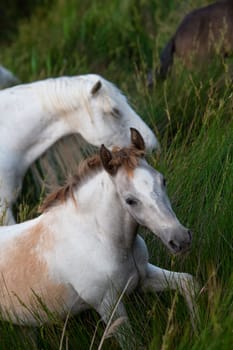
xmin=169 ymin=240 xmax=180 ymax=251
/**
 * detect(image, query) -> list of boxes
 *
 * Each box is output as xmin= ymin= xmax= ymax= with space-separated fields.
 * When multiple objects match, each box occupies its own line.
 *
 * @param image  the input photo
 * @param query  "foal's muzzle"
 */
xmin=168 ymin=229 xmax=192 ymax=254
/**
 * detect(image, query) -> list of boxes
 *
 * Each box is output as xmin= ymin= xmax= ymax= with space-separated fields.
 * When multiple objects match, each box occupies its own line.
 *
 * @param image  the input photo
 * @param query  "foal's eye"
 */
xmin=125 ymin=198 xmax=137 ymax=206
xmin=163 ymin=178 xmax=167 ymax=187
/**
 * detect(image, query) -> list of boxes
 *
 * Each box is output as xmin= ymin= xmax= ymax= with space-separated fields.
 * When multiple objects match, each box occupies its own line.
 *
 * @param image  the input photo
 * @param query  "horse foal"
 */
xmin=0 ymin=129 xmax=197 ymax=348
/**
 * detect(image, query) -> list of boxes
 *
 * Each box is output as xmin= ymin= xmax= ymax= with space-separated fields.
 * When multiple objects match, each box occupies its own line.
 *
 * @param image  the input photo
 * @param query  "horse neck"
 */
xmin=66 ymin=170 xmax=138 ymax=249
xmin=13 ymin=78 xmax=83 ymax=171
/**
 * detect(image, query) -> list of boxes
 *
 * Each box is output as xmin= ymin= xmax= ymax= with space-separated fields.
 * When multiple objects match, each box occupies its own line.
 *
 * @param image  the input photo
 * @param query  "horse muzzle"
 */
xmin=167 ymin=229 xmax=192 ymax=254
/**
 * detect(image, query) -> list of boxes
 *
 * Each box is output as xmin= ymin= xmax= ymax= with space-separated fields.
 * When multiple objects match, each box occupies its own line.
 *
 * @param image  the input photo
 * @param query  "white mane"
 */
xmin=32 ymin=74 xmax=129 ymax=116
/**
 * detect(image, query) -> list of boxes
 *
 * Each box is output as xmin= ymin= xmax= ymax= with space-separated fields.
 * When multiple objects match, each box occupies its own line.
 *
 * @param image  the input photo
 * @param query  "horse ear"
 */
xmin=130 ymin=128 xmax=145 ymax=152
xmin=100 ymin=145 xmax=118 ymax=176
xmin=91 ymin=80 xmax=102 ymax=95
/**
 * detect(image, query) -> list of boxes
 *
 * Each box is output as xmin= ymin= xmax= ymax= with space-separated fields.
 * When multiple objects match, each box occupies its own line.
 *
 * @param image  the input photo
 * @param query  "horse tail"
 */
xmin=158 ymin=37 xmax=175 ymax=79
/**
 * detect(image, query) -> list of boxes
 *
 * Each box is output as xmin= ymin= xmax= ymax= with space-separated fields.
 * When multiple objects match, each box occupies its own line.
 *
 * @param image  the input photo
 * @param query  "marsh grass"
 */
xmin=0 ymin=0 xmax=232 ymax=349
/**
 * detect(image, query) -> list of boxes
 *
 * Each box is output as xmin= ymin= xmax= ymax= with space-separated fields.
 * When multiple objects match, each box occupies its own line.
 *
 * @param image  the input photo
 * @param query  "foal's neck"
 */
xmin=73 ymin=170 xmax=138 ymax=250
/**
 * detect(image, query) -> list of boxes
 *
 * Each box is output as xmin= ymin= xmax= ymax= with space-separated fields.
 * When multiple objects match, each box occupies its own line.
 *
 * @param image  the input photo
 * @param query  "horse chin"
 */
xmin=154 ymin=234 xmax=176 ymax=254
xmin=167 ymin=243 xmax=191 ymax=256
xmin=158 ymin=235 xmax=191 ymax=256
xmin=166 ymin=243 xmax=179 ymax=255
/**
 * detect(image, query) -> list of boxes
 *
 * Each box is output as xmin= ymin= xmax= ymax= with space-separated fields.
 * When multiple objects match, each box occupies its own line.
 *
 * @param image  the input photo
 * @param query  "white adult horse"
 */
xmin=0 ymin=74 xmax=159 ymax=224
xmin=0 ymin=129 xmax=196 ymax=348
xmin=0 ymin=65 xmax=19 ymax=89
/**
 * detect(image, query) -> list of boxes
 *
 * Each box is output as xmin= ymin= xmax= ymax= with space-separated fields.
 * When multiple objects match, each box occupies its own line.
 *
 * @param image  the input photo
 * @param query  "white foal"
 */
xmin=0 ymin=129 xmax=196 ymax=348
xmin=0 ymin=74 xmax=159 ymax=224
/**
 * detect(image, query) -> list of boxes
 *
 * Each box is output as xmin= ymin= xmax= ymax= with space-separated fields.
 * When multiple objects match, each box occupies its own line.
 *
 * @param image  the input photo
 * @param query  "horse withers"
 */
xmin=0 ymin=129 xmax=197 ymax=348
xmin=0 ymin=74 xmax=159 ymax=224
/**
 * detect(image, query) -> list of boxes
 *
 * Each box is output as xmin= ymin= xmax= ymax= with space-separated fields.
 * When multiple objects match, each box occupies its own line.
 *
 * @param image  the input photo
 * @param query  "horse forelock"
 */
xmin=105 ymin=81 xmax=128 ymax=106
xmin=40 ymin=146 xmax=144 ymax=212
xmin=110 ymin=146 xmax=144 ymax=175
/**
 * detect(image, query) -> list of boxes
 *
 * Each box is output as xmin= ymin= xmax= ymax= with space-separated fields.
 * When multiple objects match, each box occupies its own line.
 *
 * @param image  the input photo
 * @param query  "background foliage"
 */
xmin=0 ymin=0 xmax=232 ymax=349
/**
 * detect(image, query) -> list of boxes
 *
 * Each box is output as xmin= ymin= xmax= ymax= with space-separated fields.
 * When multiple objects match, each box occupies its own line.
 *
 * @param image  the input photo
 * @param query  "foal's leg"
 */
xmin=96 ymin=284 xmax=136 ymax=349
xmin=141 ymin=263 xmax=199 ymax=328
xmin=133 ymin=236 xmax=199 ymax=328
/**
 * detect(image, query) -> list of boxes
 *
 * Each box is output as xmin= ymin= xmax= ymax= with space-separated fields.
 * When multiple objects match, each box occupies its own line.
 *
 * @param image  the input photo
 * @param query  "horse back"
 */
xmin=174 ymin=1 xmax=233 ymax=65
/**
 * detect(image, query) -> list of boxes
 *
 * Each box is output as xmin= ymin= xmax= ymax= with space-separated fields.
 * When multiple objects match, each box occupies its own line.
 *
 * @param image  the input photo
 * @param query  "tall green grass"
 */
xmin=0 ymin=0 xmax=232 ymax=349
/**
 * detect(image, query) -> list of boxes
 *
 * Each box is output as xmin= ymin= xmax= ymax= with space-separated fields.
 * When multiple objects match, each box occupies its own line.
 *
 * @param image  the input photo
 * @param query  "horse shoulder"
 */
xmin=46 ymin=220 xmax=137 ymax=306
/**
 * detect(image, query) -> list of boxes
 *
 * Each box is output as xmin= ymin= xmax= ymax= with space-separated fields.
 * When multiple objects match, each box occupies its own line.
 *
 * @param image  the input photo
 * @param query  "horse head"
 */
xmin=100 ymin=128 xmax=192 ymax=254
xmin=77 ymin=75 xmax=159 ymax=152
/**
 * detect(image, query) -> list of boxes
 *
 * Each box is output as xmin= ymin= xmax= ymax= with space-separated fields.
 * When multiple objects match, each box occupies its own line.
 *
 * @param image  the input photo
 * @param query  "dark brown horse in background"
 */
xmin=157 ymin=0 xmax=233 ymax=79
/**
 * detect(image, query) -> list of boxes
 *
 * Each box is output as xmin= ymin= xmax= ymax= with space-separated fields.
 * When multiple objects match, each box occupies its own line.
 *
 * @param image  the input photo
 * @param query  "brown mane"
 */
xmin=39 ymin=145 xmax=144 ymax=213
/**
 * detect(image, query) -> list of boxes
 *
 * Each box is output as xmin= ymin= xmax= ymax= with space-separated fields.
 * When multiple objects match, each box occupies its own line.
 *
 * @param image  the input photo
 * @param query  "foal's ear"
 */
xmin=91 ymin=80 xmax=102 ymax=95
xmin=130 ymin=128 xmax=145 ymax=152
xmin=100 ymin=145 xmax=118 ymax=176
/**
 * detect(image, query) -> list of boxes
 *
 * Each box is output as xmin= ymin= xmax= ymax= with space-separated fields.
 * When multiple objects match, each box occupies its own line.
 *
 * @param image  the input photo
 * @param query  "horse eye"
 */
xmin=125 ymin=198 xmax=137 ymax=206
xmin=111 ymin=108 xmax=121 ymax=118
xmin=163 ymin=178 xmax=167 ymax=187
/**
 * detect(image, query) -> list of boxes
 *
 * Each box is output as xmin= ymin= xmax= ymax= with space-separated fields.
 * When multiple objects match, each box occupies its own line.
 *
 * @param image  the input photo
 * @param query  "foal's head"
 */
xmin=100 ymin=128 xmax=192 ymax=254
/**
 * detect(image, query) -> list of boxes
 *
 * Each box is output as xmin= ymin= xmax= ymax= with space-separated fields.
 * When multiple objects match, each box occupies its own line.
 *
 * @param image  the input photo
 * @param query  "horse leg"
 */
xmin=141 ymin=263 xmax=199 ymax=329
xmin=96 ymin=286 xmax=137 ymax=349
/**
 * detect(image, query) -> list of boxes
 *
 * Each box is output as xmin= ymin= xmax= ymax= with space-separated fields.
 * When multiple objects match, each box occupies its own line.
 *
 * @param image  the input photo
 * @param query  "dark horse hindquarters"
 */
xmin=157 ymin=0 xmax=233 ymax=79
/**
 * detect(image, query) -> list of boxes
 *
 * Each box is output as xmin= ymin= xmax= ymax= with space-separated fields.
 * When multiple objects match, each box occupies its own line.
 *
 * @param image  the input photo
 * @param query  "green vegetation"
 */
xmin=0 ymin=0 xmax=232 ymax=349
